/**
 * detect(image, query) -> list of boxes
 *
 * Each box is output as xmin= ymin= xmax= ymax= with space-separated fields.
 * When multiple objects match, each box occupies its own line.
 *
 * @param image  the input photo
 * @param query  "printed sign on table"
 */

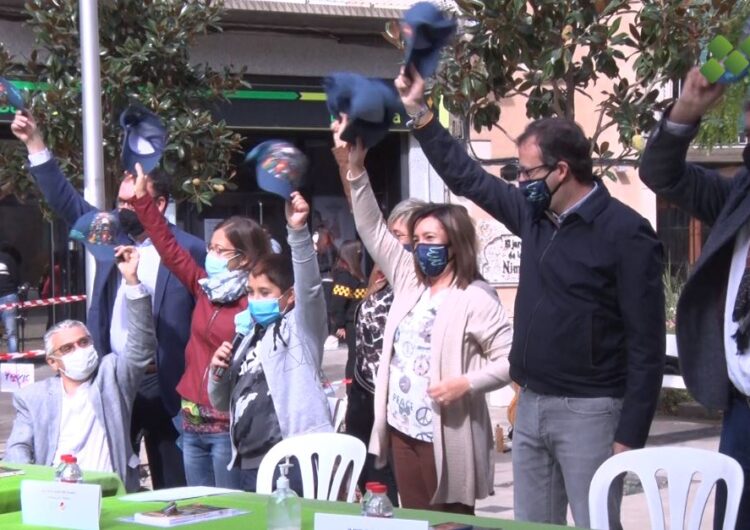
xmin=1 ymin=362 xmax=34 ymax=392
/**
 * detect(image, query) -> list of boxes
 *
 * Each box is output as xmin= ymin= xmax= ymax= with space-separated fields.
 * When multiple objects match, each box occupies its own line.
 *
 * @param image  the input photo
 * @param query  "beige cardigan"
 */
xmin=348 ymin=169 xmax=513 ymax=506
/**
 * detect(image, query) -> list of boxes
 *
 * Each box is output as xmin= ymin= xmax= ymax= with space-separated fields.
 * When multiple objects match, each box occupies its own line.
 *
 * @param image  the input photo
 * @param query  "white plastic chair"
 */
xmin=589 ymin=447 xmax=744 ymax=530
xmin=328 ymin=396 xmax=348 ymax=433
xmin=256 ymin=432 xmax=366 ymax=502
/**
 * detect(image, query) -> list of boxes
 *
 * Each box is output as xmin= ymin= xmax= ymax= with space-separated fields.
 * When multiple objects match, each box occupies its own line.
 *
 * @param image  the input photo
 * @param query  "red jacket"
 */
xmin=133 ymin=195 xmax=247 ymax=407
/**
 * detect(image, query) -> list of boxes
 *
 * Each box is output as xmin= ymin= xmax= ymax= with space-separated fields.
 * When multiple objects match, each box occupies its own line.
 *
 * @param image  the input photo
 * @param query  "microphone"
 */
xmin=212 ymin=332 xmax=246 ymax=381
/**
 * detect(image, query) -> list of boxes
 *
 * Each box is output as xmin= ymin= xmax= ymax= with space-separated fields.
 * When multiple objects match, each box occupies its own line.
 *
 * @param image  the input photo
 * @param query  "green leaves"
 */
xmin=0 ymin=0 xmax=243 ymax=210
xmin=434 ymin=0 xmax=750 ymax=175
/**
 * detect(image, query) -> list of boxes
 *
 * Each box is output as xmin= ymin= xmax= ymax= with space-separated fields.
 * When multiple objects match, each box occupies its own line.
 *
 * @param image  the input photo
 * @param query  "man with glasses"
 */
xmin=10 ymin=111 xmax=205 ymax=489
xmin=5 ymin=247 xmax=155 ymax=492
xmin=395 ymin=68 xmax=665 ymax=527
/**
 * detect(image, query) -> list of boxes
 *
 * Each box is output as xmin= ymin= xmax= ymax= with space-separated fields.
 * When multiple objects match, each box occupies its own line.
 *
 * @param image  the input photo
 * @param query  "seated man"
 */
xmin=4 ymin=246 xmax=154 ymax=492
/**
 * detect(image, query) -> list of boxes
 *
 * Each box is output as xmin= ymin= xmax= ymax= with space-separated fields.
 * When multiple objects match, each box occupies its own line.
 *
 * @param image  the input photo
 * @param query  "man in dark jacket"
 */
xmin=395 ymin=69 xmax=665 ymax=527
xmin=10 ymin=111 xmax=206 ymax=489
xmin=640 ymin=66 xmax=750 ymax=528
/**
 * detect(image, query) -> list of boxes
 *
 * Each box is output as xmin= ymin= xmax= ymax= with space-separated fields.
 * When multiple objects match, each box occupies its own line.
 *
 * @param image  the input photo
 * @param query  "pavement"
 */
xmin=0 ymin=314 xmax=723 ymax=528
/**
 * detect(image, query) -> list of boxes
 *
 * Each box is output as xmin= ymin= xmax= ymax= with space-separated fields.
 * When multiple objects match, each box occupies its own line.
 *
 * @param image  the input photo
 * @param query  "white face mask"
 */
xmin=54 ymin=345 xmax=99 ymax=382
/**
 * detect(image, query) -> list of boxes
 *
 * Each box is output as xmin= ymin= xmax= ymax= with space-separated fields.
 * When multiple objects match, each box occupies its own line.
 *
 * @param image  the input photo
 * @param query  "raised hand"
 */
xmin=330 ymin=115 xmax=347 ymax=149
xmin=114 ymin=245 xmax=140 ymax=285
xmin=10 ymin=111 xmax=46 ymax=154
xmin=670 ymin=67 xmax=726 ymax=125
xmin=133 ymin=162 xmax=149 ymax=199
xmin=394 ymin=65 xmax=427 ymax=115
xmin=347 ymin=137 xmax=368 ymax=176
xmin=285 ymin=191 xmax=310 ymax=230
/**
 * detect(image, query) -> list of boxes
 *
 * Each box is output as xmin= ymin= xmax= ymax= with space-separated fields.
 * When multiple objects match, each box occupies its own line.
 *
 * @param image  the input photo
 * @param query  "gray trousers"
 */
xmin=513 ymin=387 xmax=624 ymax=528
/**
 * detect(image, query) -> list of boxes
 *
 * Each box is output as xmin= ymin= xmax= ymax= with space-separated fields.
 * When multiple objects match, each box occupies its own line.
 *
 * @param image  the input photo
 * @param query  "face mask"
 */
xmin=249 ymin=298 xmax=282 ymax=328
xmin=744 ymin=143 xmax=750 ymax=170
xmin=415 ymin=243 xmax=451 ymax=278
xmin=519 ymin=169 xmax=563 ymax=221
xmin=234 ymin=307 xmax=253 ymax=335
xmin=402 ymin=243 xmax=413 ymax=253
xmin=205 ymin=253 xmax=230 ymax=278
xmin=54 ymin=345 xmax=99 ymax=381
xmin=117 ymin=208 xmax=144 ymax=239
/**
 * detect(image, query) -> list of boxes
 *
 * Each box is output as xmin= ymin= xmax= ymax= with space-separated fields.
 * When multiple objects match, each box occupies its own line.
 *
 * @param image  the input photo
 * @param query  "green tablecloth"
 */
xmin=0 ymin=491 xmax=568 ymax=529
xmin=0 ymin=462 xmax=125 ymax=514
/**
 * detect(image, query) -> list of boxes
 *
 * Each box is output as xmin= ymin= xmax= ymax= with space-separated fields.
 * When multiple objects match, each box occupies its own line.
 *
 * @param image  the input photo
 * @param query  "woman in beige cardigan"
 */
xmin=344 ymin=136 xmax=513 ymax=514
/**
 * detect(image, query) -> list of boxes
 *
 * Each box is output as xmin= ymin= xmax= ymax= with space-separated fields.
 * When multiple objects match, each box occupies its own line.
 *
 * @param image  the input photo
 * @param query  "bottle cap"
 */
xmin=370 ymin=484 xmax=387 ymax=494
xmin=61 ymin=454 xmax=77 ymax=464
xmin=364 ymin=482 xmax=380 ymax=491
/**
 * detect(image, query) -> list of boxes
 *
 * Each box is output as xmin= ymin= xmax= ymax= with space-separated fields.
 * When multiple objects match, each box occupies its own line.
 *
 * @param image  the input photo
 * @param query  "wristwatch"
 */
xmin=406 ymin=104 xmax=432 ymax=129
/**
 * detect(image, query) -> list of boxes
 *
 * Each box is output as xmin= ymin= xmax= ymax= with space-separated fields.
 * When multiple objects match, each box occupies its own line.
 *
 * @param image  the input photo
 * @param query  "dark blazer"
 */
xmin=412 ymin=118 xmax=665 ymax=448
xmin=29 ymin=158 xmax=206 ymax=416
xmin=640 ymin=117 xmax=745 ymax=411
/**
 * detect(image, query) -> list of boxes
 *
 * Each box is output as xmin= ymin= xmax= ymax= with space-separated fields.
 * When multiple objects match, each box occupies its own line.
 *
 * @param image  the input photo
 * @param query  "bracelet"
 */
xmin=406 ymin=105 xmax=431 ymax=129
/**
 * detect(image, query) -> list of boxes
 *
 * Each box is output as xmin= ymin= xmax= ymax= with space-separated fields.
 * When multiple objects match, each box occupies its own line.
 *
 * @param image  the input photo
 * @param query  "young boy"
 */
xmin=208 ymin=191 xmax=333 ymax=492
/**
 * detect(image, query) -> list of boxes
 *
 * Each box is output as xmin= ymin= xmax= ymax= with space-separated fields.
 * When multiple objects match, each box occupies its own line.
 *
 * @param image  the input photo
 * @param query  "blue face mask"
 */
xmin=249 ymin=298 xmax=282 ymax=328
xmin=415 ymin=243 xmax=451 ymax=278
xmin=519 ymin=176 xmax=552 ymax=221
xmin=205 ymin=253 xmax=230 ymax=278
xmin=402 ymin=243 xmax=413 ymax=253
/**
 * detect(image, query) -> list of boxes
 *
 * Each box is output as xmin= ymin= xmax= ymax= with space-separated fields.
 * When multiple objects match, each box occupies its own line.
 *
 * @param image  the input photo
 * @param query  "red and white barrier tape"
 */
xmin=0 ymin=294 xmax=87 ymax=311
xmin=323 ymin=378 xmax=352 ymax=388
xmin=0 ymin=350 xmax=45 ymax=361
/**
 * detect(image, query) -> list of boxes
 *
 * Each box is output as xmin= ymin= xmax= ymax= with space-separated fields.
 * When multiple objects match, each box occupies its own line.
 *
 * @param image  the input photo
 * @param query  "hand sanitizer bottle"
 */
xmin=267 ymin=457 xmax=301 ymax=530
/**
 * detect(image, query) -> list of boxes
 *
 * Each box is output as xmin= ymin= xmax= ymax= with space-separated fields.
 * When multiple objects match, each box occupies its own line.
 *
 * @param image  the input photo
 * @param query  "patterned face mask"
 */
xmin=414 ymin=243 xmax=451 ymax=278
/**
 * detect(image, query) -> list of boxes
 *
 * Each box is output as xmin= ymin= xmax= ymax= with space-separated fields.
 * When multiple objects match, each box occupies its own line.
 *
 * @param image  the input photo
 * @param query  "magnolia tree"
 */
xmin=0 ymin=0 xmax=244 ymax=209
xmin=432 ymin=0 xmax=750 ymax=178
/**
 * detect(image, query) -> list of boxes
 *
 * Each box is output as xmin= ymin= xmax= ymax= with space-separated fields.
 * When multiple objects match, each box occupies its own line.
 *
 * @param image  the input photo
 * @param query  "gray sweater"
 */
xmin=208 ymin=225 xmax=333 ymax=469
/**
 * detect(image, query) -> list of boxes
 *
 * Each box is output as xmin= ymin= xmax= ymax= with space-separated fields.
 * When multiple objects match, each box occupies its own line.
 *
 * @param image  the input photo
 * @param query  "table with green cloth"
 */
xmin=0 ymin=462 xmax=125 ymax=514
xmin=0 ymin=491 xmax=570 ymax=529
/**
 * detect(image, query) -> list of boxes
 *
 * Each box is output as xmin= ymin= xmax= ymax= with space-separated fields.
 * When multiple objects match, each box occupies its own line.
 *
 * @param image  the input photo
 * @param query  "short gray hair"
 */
xmin=44 ymin=320 xmax=89 ymax=357
xmin=387 ymin=198 xmax=427 ymax=229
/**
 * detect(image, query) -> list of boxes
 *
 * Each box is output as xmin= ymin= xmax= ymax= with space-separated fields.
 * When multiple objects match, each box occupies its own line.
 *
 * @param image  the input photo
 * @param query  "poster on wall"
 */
xmin=476 ymin=219 xmax=521 ymax=285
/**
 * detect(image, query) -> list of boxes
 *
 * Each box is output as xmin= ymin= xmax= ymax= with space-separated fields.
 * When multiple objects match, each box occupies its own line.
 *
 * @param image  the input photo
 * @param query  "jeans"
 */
xmin=182 ymin=431 xmax=240 ymax=488
xmin=0 ymin=293 xmax=18 ymax=353
xmin=513 ymin=387 xmax=623 ymax=528
xmin=715 ymin=393 xmax=750 ymax=530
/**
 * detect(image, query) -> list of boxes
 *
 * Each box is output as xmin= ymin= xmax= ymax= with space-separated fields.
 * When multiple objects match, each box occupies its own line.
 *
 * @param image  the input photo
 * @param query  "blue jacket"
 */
xmin=412 ymin=118 xmax=665 ymax=449
xmin=30 ymin=158 xmax=206 ymax=416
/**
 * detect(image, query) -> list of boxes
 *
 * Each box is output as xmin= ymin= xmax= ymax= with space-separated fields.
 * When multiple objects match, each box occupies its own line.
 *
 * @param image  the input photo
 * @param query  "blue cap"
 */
xmin=120 ymin=103 xmax=168 ymax=175
xmin=245 ymin=140 xmax=308 ymax=200
xmin=402 ymin=2 xmax=457 ymax=78
xmin=69 ymin=211 xmax=121 ymax=260
xmin=0 ymin=77 xmax=25 ymax=111
xmin=324 ymin=72 xmax=403 ymax=148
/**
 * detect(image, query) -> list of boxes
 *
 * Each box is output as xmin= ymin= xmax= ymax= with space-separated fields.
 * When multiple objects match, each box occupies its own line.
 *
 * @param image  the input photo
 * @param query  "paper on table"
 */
xmin=119 ymin=486 xmax=242 ymax=502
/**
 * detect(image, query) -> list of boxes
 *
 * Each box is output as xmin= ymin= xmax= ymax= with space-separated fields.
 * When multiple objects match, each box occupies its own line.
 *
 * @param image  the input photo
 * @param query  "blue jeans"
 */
xmin=513 ymin=387 xmax=623 ymax=528
xmin=182 ymin=431 xmax=240 ymax=488
xmin=715 ymin=394 xmax=750 ymax=530
xmin=0 ymin=294 xmax=18 ymax=353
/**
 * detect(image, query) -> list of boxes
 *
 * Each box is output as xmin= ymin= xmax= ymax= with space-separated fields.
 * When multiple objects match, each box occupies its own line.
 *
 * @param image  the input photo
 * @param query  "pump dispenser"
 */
xmin=267 ymin=457 xmax=301 ymax=530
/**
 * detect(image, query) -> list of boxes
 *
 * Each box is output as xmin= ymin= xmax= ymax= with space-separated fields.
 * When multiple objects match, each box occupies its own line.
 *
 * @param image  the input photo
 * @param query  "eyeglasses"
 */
xmin=207 ymin=245 xmax=239 ymax=258
xmin=517 ymin=163 xmax=555 ymax=180
xmin=52 ymin=336 xmax=93 ymax=356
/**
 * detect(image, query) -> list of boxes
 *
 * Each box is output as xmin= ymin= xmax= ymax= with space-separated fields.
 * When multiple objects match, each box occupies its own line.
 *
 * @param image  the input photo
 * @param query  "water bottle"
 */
xmin=267 ymin=458 xmax=301 ymax=530
xmin=56 ymin=454 xmax=83 ymax=484
xmin=364 ymin=484 xmax=394 ymax=518
xmin=360 ymin=482 xmax=380 ymax=515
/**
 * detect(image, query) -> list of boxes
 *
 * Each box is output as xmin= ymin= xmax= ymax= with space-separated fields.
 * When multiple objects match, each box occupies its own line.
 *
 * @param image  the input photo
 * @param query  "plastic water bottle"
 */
xmin=360 ymin=482 xmax=380 ymax=515
xmin=364 ymin=483 xmax=394 ymax=518
xmin=267 ymin=457 xmax=301 ymax=530
xmin=56 ymin=454 xmax=83 ymax=484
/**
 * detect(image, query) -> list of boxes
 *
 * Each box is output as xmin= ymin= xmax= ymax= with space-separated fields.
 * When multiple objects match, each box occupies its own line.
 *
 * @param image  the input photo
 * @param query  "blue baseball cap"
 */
xmin=402 ymin=2 xmax=457 ymax=78
xmin=0 ymin=77 xmax=25 ymax=111
xmin=245 ymin=140 xmax=308 ymax=200
xmin=69 ymin=211 xmax=121 ymax=260
xmin=324 ymin=72 xmax=403 ymax=148
xmin=120 ymin=103 xmax=168 ymax=175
